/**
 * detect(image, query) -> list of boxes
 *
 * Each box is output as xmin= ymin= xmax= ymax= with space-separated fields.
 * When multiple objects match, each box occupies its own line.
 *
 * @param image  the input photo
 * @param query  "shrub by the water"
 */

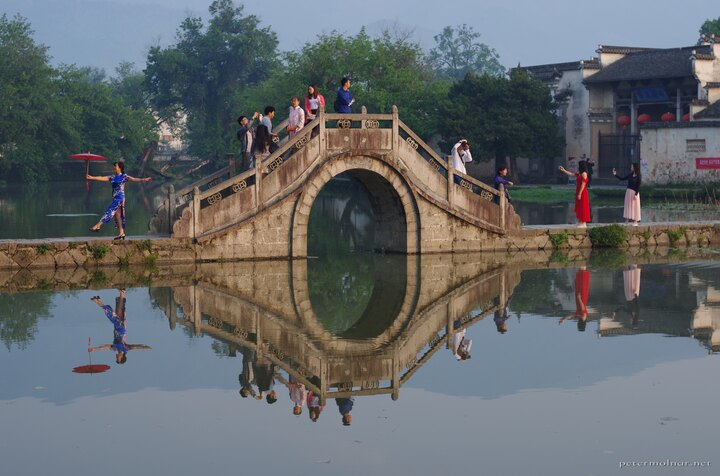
xmin=589 ymin=224 xmax=627 ymax=248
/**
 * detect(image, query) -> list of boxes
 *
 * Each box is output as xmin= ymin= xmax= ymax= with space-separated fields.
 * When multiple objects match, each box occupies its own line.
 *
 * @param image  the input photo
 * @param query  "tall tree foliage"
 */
xmin=438 ymin=70 xmax=562 ymax=182
xmin=0 ymin=14 xmax=65 ymax=181
xmin=0 ymin=14 xmax=157 ymax=182
xmin=144 ymin=0 xmax=279 ymax=163
xmin=237 ymin=28 xmax=450 ymax=139
xmin=429 ymin=24 xmax=505 ymax=80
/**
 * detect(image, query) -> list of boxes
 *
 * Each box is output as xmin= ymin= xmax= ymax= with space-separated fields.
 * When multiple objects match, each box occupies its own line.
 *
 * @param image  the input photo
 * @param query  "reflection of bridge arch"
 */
xmin=291 ymin=154 xmax=420 ymax=256
xmin=290 ymin=256 xmax=419 ymax=353
xmin=153 ymin=256 xmax=522 ymax=402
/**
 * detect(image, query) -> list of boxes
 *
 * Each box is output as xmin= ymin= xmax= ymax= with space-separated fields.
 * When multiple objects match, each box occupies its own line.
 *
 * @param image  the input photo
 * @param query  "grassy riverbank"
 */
xmin=512 ymin=184 xmax=720 ymax=205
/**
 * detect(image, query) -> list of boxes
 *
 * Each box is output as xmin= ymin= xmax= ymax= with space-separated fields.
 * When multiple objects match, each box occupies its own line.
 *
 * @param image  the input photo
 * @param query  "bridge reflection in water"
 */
xmin=150 ymin=253 xmax=519 ymax=403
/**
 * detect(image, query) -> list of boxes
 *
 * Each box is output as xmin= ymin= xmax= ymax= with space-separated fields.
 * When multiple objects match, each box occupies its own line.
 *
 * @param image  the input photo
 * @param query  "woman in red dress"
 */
xmin=559 ymin=161 xmax=591 ymax=227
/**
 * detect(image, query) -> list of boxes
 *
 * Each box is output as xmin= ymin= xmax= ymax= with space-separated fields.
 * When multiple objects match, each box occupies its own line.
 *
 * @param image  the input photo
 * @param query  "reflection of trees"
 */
xmin=509 ymin=269 xmax=571 ymax=316
xmin=308 ymin=254 xmax=374 ymax=334
xmin=0 ymin=182 xmax=166 ymax=239
xmin=0 ymin=292 xmax=53 ymax=350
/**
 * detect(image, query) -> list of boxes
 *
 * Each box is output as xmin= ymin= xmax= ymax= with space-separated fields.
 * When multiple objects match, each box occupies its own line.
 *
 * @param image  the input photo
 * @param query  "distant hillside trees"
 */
xmin=429 ymin=24 xmax=505 ymax=80
xmin=0 ymin=14 xmax=157 ymax=182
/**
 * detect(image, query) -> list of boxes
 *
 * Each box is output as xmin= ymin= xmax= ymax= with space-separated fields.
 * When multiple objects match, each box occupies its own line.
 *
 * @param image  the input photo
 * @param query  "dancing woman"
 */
xmin=87 ymin=161 xmax=152 ymax=240
xmin=558 ymin=161 xmax=591 ymax=228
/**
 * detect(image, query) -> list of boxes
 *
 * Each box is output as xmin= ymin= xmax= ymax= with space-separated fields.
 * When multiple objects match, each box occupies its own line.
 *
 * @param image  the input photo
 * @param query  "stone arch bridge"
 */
xmin=150 ymin=107 xmax=520 ymax=260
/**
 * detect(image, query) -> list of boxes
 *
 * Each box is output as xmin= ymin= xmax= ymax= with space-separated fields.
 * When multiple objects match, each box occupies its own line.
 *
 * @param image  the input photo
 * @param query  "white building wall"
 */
xmin=640 ymin=126 xmax=720 ymax=184
xmin=559 ymin=69 xmax=590 ymax=160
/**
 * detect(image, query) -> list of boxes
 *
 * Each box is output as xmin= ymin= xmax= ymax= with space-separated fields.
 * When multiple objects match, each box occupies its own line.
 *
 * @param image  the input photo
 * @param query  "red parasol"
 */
xmin=70 ymin=153 xmax=108 ymax=190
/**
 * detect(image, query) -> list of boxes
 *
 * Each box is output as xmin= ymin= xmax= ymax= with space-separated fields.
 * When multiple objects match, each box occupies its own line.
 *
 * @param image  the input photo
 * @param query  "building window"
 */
xmin=686 ymin=139 xmax=706 ymax=153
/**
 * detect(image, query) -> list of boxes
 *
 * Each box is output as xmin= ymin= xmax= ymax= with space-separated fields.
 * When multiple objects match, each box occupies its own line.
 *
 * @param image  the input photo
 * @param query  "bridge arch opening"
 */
xmin=292 ymin=156 xmax=419 ymax=258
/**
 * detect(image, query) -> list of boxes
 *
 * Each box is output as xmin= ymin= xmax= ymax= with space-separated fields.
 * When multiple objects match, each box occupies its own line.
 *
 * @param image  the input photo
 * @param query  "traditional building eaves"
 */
xmin=693 ymin=100 xmax=720 ymax=119
xmin=584 ymin=46 xmax=712 ymax=84
xmin=596 ymin=45 xmax=655 ymax=55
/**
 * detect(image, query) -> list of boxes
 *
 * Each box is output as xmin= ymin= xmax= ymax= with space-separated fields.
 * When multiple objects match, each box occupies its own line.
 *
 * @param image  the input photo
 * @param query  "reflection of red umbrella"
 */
xmin=72 ymin=337 xmax=110 ymax=375
xmin=73 ymin=364 xmax=110 ymax=374
xmin=69 ymin=153 xmax=108 ymax=190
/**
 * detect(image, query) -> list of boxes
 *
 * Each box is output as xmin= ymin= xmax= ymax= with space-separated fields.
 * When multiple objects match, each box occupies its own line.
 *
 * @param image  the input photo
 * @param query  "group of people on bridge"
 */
xmin=235 ymin=78 xmax=355 ymax=173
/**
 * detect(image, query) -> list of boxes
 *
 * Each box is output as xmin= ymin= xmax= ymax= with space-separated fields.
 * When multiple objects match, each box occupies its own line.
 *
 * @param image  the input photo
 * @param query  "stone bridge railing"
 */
xmin=160 ymin=106 xmax=515 ymax=244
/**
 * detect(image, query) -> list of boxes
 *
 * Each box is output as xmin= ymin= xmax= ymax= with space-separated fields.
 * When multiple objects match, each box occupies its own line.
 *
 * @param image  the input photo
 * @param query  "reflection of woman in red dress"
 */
xmin=558 ymin=161 xmax=591 ymax=227
xmin=560 ymin=267 xmax=591 ymax=331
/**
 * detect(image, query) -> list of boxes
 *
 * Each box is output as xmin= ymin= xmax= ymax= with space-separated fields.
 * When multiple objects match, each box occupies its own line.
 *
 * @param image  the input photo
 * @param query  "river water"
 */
xmin=1 ymin=177 xmax=719 ymax=474
xmin=1 ymin=252 xmax=718 ymax=475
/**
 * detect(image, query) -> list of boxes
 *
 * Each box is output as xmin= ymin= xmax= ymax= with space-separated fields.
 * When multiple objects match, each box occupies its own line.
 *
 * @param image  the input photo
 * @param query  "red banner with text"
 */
xmin=696 ymin=157 xmax=720 ymax=169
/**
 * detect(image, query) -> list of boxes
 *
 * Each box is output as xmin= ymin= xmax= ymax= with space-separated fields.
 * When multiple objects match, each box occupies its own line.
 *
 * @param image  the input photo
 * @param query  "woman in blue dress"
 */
xmin=87 ymin=161 xmax=152 ymax=240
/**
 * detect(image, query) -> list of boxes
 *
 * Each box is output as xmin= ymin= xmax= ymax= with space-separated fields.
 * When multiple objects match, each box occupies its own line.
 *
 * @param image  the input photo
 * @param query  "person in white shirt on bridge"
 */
xmin=451 ymin=139 xmax=473 ymax=176
xmin=287 ymin=97 xmax=305 ymax=138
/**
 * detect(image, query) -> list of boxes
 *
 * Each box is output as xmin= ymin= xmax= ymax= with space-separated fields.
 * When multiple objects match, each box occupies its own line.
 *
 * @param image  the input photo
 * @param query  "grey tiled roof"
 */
xmin=694 ymin=100 xmax=720 ymax=119
xmin=515 ymin=61 xmax=583 ymax=82
xmin=585 ymin=45 xmax=713 ymax=84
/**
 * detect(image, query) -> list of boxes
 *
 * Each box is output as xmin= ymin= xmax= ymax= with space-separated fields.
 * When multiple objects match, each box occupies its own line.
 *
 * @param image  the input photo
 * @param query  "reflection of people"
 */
xmin=560 ymin=267 xmax=591 ymax=331
xmin=238 ymin=347 xmax=260 ymax=399
xmin=451 ymin=323 xmax=472 ymax=360
xmin=307 ymin=390 xmax=324 ymax=422
xmin=612 ymin=163 xmax=641 ymax=226
xmin=87 ymin=161 xmax=152 ymax=240
xmin=558 ymin=162 xmax=591 ymax=228
xmin=287 ymin=375 xmax=307 ymax=416
xmin=494 ymin=307 xmax=510 ymax=334
xmin=336 ymin=397 xmax=354 ymax=426
xmin=622 ymin=264 xmax=641 ymax=328
xmin=253 ymin=356 xmax=277 ymax=404
xmin=89 ymin=290 xmax=151 ymax=363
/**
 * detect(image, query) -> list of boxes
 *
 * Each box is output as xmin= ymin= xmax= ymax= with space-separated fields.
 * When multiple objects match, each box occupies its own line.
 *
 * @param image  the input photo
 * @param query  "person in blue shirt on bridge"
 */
xmin=334 ymin=77 xmax=354 ymax=113
xmin=493 ymin=165 xmax=514 ymax=204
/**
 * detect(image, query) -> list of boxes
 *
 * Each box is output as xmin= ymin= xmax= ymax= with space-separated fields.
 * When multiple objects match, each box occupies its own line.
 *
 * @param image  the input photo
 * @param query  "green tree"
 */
xmin=144 ymin=0 xmax=279 ymax=164
xmin=238 ymin=28 xmax=450 ymax=139
xmin=439 ymin=69 xmax=562 ymax=182
xmin=429 ymin=24 xmax=505 ymax=80
xmin=0 ymin=15 xmax=157 ymax=182
xmin=55 ymin=65 xmax=156 ymax=167
xmin=699 ymin=17 xmax=720 ymax=37
xmin=0 ymin=14 xmax=68 ymax=182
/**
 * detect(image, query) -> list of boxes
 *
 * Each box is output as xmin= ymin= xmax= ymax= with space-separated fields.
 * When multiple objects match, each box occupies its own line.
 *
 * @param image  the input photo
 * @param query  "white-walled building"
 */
xmin=521 ymin=35 xmax=720 ymax=185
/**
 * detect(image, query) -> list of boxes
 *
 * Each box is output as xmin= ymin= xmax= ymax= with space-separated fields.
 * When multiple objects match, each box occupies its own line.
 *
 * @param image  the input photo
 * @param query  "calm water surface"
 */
xmin=0 ymin=182 xmax=165 ymax=239
xmin=1 ymin=252 xmax=718 ymax=476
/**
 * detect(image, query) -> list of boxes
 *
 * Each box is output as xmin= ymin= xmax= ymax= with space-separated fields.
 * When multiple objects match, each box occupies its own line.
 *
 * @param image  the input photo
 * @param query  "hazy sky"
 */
xmin=2 ymin=0 xmax=717 ymax=73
